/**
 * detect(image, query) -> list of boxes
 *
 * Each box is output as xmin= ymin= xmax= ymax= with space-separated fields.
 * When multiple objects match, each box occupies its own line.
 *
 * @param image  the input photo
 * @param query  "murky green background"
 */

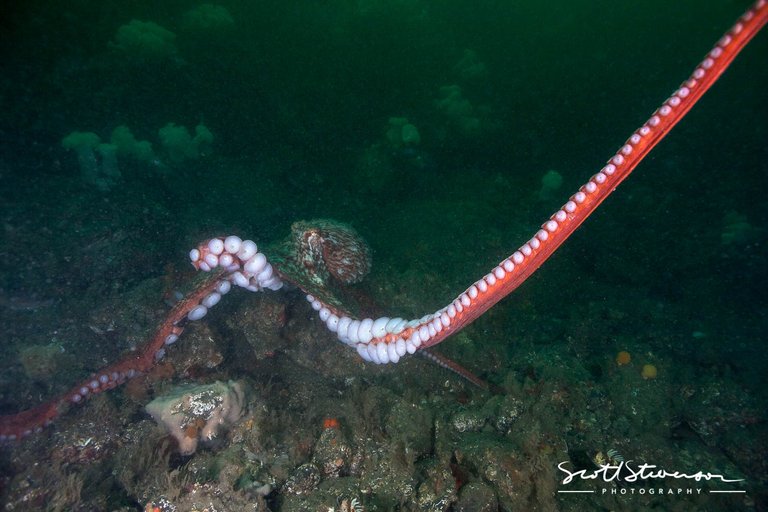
xmin=1 ymin=1 xmax=766 ymax=510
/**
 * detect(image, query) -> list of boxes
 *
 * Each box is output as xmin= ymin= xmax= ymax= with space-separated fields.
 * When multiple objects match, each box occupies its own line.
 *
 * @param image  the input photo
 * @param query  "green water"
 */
xmin=0 ymin=1 xmax=766 ymax=510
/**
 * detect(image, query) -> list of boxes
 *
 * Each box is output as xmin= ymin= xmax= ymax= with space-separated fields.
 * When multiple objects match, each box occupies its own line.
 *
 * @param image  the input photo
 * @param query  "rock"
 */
xmin=455 ymin=481 xmax=498 ymax=512
xmin=145 ymin=380 xmax=245 ymax=455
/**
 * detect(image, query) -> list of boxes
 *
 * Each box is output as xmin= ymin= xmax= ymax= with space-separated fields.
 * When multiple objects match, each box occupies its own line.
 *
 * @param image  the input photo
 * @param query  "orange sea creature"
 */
xmin=323 ymin=417 xmax=340 ymax=429
xmin=641 ymin=364 xmax=658 ymax=380
xmin=616 ymin=351 xmax=631 ymax=366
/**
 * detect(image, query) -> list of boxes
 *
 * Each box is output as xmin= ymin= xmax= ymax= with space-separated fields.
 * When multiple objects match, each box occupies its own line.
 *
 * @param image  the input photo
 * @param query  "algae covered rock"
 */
xmin=145 ymin=380 xmax=245 ymax=455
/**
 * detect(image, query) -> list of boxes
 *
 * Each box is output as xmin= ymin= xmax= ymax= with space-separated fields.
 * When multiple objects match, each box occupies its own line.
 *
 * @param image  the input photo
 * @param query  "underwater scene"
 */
xmin=1 ymin=1 xmax=766 ymax=510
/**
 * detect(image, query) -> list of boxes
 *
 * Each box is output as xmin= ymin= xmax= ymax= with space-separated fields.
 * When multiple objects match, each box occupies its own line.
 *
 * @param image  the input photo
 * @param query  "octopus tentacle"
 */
xmin=303 ymin=0 xmax=768 ymax=363
xmin=0 ymin=271 xmax=230 ymax=441
xmin=1 ymin=1 xmax=765 ymax=441
xmin=419 ymin=349 xmax=490 ymax=390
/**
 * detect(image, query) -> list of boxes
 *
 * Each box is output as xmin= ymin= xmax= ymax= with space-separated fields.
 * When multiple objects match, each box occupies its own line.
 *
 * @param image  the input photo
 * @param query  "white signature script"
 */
xmin=558 ymin=461 xmax=744 ymax=485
